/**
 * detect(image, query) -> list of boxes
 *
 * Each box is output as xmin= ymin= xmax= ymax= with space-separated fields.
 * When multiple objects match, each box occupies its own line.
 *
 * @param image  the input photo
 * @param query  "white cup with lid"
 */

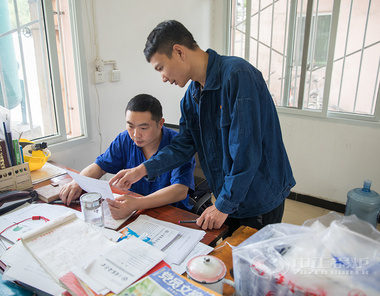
xmin=186 ymin=255 xmax=235 ymax=295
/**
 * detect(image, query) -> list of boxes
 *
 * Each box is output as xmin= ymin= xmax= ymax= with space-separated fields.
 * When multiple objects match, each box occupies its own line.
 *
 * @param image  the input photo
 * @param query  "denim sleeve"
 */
xmin=169 ymin=157 xmax=196 ymax=191
xmin=144 ymin=104 xmax=197 ymax=180
xmin=214 ymin=70 xmax=267 ymax=214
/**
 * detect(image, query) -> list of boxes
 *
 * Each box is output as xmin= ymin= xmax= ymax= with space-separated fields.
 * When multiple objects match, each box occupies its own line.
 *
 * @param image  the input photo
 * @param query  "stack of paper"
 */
xmin=16 ymin=212 xmax=166 ymax=295
xmin=69 ymin=236 xmax=166 ymax=295
xmin=0 ymin=206 xmax=122 ymax=295
xmin=125 ymin=215 xmax=208 ymax=267
xmin=0 ymin=203 xmax=81 ymax=245
xmin=20 ymin=212 xmax=116 ymax=282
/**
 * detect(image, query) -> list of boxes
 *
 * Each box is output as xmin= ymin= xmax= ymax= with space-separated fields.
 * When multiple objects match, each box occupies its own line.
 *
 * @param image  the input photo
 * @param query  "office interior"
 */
xmin=44 ymin=0 xmax=379 ymax=223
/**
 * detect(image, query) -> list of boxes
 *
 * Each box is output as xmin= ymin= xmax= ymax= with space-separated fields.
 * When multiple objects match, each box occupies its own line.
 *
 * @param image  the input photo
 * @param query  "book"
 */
xmin=3 ymin=122 xmax=15 ymax=166
xmin=59 ymin=261 xmax=171 ymax=296
xmin=35 ymin=182 xmax=63 ymax=203
xmin=120 ymin=266 xmax=219 ymax=296
xmin=20 ymin=212 xmax=116 ymax=282
xmin=0 ymin=273 xmax=35 ymax=296
xmin=12 ymin=139 xmax=22 ymax=165
xmin=0 ymin=139 xmax=10 ymax=169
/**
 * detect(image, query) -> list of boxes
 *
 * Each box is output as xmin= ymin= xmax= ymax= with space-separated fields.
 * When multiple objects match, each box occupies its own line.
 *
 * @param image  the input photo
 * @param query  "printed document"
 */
xmin=1 ymin=240 xmax=65 ymax=295
xmin=0 ymin=203 xmax=81 ymax=244
xmin=21 ymin=212 xmax=116 ymax=282
xmin=126 ymin=215 xmax=180 ymax=250
xmin=67 ymin=170 xmax=114 ymax=200
xmin=126 ymin=215 xmax=206 ymax=265
xmin=79 ymin=236 xmax=166 ymax=294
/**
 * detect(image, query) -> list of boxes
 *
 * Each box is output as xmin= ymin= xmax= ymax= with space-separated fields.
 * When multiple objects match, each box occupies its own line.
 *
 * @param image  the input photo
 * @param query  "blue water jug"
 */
xmin=345 ymin=180 xmax=380 ymax=227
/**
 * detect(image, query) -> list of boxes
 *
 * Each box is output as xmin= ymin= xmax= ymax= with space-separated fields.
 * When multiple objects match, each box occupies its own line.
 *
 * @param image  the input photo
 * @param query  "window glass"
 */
xmin=229 ymin=0 xmax=380 ymax=121
xmin=0 ymin=0 xmax=84 ymax=144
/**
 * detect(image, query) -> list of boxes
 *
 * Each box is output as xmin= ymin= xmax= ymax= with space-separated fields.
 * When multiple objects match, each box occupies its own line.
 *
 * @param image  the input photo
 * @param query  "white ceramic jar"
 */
xmin=186 ymin=255 xmax=235 ymax=295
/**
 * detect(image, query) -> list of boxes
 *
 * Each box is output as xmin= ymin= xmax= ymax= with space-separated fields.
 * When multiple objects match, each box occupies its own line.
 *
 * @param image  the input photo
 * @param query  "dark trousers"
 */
xmin=223 ymin=200 xmax=285 ymax=239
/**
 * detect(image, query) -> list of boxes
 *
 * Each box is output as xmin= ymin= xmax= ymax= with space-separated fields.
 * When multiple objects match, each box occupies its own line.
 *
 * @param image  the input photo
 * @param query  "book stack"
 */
xmin=60 ymin=266 xmax=218 ymax=296
xmin=16 ymin=212 xmax=218 ymax=295
xmin=0 ymin=123 xmax=24 ymax=169
xmin=0 ymin=121 xmax=32 ymax=191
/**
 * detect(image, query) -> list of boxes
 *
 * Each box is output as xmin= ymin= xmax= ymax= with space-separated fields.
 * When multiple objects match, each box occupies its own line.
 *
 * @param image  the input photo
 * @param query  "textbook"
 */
xmin=121 ymin=266 xmax=219 ymax=296
xmin=59 ymin=261 xmax=171 ymax=296
xmin=0 ymin=139 xmax=10 ymax=169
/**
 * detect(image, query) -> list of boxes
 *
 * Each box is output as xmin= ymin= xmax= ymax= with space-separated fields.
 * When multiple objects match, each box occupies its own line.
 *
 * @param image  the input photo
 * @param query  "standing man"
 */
xmin=60 ymin=93 xmax=195 ymax=220
xmin=110 ymin=21 xmax=295 ymax=236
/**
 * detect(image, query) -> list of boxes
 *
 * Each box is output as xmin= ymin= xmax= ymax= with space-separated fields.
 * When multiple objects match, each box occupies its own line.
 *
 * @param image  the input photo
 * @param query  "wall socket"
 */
xmin=110 ymin=69 xmax=121 ymax=82
xmin=94 ymin=71 xmax=105 ymax=84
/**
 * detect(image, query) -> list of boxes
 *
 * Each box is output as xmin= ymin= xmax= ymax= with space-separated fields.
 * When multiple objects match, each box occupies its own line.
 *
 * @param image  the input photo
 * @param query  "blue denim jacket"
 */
xmin=144 ymin=49 xmax=295 ymax=218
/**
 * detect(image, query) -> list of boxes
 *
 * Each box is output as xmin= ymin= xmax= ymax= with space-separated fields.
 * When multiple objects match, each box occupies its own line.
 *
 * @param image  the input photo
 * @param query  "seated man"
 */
xmin=59 ymin=94 xmax=195 ymax=219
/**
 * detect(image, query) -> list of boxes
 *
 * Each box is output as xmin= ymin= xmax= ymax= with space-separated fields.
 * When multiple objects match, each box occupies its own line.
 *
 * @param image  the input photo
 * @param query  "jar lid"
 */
xmin=80 ymin=192 xmax=102 ymax=209
xmin=186 ymin=255 xmax=227 ymax=284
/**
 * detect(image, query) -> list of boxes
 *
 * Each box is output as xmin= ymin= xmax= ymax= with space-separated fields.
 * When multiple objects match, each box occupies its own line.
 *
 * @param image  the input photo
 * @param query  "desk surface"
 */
xmin=210 ymin=225 xmax=257 ymax=295
xmin=35 ymin=162 xmax=228 ymax=246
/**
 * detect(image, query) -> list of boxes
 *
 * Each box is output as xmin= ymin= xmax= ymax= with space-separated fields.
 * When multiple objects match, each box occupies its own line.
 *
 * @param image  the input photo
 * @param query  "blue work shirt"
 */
xmin=144 ymin=49 xmax=295 ymax=219
xmin=95 ymin=126 xmax=195 ymax=211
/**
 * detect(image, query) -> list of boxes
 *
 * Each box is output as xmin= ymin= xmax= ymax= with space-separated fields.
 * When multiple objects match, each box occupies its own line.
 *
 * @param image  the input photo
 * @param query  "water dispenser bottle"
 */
xmin=345 ymin=180 xmax=380 ymax=227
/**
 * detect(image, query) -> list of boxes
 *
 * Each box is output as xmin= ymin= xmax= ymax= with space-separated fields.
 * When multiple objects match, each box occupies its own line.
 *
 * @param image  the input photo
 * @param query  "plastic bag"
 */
xmin=232 ymin=212 xmax=380 ymax=296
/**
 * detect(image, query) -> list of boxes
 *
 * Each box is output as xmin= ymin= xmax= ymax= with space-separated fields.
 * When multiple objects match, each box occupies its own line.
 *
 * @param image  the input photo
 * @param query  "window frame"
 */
xmin=42 ymin=0 xmax=88 ymax=145
xmin=0 ymin=0 xmax=88 ymax=145
xmin=227 ymin=0 xmax=380 ymax=125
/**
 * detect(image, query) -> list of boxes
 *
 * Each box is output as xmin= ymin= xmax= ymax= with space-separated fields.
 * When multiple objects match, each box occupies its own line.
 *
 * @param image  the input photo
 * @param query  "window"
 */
xmin=0 ymin=0 xmax=86 ymax=144
xmin=229 ymin=0 xmax=380 ymax=122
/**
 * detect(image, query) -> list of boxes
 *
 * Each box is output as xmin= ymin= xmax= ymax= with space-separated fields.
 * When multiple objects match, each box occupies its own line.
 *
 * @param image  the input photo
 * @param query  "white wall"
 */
xmin=49 ymin=0 xmax=380 ymax=205
xmin=279 ymin=114 xmax=380 ymax=204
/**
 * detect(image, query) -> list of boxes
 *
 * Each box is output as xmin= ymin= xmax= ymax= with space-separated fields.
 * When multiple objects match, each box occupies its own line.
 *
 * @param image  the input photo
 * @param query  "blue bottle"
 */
xmin=345 ymin=180 xmax=380 ymax=227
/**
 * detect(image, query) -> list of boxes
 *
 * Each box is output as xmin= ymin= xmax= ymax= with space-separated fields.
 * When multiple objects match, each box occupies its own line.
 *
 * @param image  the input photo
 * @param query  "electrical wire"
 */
xmin=0 ymin=216 xmax=50 ymax=237
xmin=84 ymin=0 xmax=103 ymax=155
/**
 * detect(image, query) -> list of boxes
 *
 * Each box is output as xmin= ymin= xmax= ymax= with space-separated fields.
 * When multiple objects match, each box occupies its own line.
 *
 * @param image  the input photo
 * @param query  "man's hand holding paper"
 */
xmin=108 ymin=164 xmax=147 ymax=191
xmin=107 ymin=194 xmax=138 ymax=220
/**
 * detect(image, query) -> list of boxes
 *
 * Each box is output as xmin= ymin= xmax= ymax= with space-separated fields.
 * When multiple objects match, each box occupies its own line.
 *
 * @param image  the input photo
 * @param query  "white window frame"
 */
xmin=41 ymin=0 xmax=88 ymax=144
xmin=1 ymin=0 xmax=88 ymax=145
xmin=227 ymin=0 xmax=380 ymax=125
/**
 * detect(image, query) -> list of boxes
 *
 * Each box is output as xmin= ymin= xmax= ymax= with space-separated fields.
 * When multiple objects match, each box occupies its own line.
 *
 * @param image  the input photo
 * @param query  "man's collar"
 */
xmin=202 ymin=49 xmax=220 ymax=91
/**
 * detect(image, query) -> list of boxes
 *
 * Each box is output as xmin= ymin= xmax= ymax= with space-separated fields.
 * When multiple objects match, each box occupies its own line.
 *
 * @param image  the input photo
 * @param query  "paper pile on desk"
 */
xmin=6 ymin=212 xmax=166 ymax=295
xmin=125 ymin=215 xmax=208 ymax=267
xmin=0 ymin=203 xmax=81 ymax=245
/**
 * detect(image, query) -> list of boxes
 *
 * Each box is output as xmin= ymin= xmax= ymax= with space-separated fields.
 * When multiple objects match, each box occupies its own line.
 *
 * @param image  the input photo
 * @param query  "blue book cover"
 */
xmin=120 ymin=266 xmax=215 ymax=296
xmin=0 ymin=274 xmax=34 ymax=296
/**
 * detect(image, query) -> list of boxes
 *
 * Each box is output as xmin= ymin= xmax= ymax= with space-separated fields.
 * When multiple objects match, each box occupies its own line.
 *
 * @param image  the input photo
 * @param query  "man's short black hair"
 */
xmin=126 ymin=94 xmax=163 ymax=123
xmin=144 ymin=20 xmax=198 ymax=62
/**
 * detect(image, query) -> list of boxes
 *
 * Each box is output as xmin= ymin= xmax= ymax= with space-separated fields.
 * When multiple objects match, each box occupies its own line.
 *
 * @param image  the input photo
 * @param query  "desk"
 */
xmin=34 ymin=162 xmax=228 ymax=246
xmin=210 ymin=225 xmax=257 ymax=296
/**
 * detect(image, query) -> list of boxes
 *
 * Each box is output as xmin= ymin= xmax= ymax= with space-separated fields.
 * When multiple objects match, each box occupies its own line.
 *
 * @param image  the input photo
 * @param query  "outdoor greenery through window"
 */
xmin=229 ymin=0 xmax=380 ymax=122
xmin=0 ymin=0 xmax=85 ymax=144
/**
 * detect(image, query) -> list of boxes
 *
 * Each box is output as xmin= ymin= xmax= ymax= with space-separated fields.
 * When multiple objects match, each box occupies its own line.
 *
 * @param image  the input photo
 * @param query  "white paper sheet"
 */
xmin=21 ymin=212 xmax=116 ymax=281
xmin=126 ymin=215 xmax=206 ymax=265
xmin=103 ymin=196 xmax=135 ymax=230
xmin=0 ymin=203 xmax=81 ymax=243
xmin=81 ymin=236 xmax=166 ymax=294
xmin=170 ymin=242 xmax=214 ymax=275
xmin=134 ymin=215 xmax=206 ymax=264
xmin=67 ymin=170 xmax=114 ymax=200
xmin=126 ymin=215 xmax=180 ymax=250
xmin=1 ymin=240 xmax=65 ymax=295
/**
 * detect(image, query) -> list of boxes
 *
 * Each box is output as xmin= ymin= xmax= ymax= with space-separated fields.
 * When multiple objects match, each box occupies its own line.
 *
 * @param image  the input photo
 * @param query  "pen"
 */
xmin=178 ymin=220 xmax=197 ymax=224
xmin=51 ymin=200 xmax=81 ymax=205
